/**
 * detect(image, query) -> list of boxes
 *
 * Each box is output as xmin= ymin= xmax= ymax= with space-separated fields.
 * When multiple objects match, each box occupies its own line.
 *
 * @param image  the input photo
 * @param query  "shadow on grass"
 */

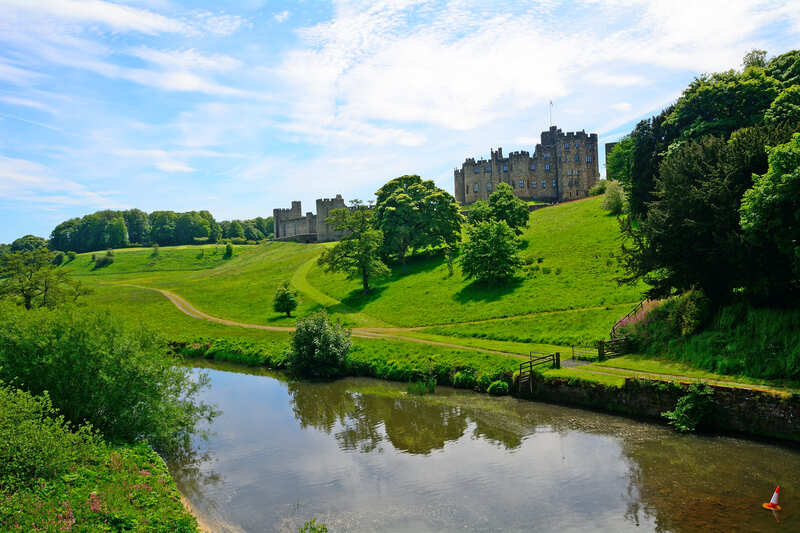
xmin=455 ymin=277 xmax=524 ymax=303
xmin=340 ymin=285 xmax=389 ymax=310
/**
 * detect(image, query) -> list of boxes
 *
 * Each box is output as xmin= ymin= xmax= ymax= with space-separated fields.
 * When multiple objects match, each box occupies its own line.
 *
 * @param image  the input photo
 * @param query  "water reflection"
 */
xmin=170 ymin=364 xmax=799 ymax=533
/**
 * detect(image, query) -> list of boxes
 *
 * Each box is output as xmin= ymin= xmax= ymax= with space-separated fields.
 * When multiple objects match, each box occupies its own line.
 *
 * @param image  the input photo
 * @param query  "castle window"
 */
xmin=503 ymin=164 xmax=508 ymax=172
xmin=567 ymin=170 xmax=572 ymax=176
xmin=530 ymin=163 xmax=536 ymax=170
xmin=473 ymin=167 xmax=479 ymax=174
xmin=473 ymin=183 xmax=478 ymax=193
xmin=485 ymin=167 xmax=491 ymax=173
xmin=487 ymin=183 xmax=492 ymax=192
xmin=574 ymin=155 xmax=579 ymax=161
xmin=542 ymin=180 xmax=546 ymax=188
xmin=543 ymin=153 xmax=550 ymax=159
xmin=564 ymin=143 xmax=570 ymax=149
xmin=519 ymin=180 xmax=524 ymax=188
xmin=586 ymin=155 xmax=593 ymax=163
xmin=545 ymin=164 xmax=550 ymax=171
xmin=568 ymin=179 xmax=573 ymax=187
xmin=552 ymin=179 xmax=556 ymax=187
xmin=531 ymin=181 xmax=537 ymax=188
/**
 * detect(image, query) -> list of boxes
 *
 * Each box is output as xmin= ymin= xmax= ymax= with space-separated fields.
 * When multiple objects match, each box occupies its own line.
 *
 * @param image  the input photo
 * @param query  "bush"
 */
xmin=460 ymin=220 xmax=522 ymax=285
xmin=66 ymin=251 xmax=76 ymax=262
xmin=452 ymin=370 xmax=477 ymax=389
xmin=601 ymin=180 xmax=626 ymax=215
xmin=287 ymin=311 xmax=352 ymax=378
xmin=0 ymin=304 xmax=216 ymax=454
xmin=299 ymin=519 xmax=328 ymax=533
xmin=408 ymin=378 xmax=436 ymax=395
xmin=589 ymin=181 xmax=607 ymax=195
xmin=51 ymin=251 xmax=64 ymax=266
xmin=224 ymin=242 xmax=234 ymax=259
xmin=487 ymin=380 xmax=509 ymax=395
xmin=662 ymin=383 xmax=715 ymax=432
xmin=93 ymin=254 xmax=114 ymax=269
xmin=151 ymin=243 xmax=160 ymax=257
xmin=0 ymin=384 xmax=101 ymax=490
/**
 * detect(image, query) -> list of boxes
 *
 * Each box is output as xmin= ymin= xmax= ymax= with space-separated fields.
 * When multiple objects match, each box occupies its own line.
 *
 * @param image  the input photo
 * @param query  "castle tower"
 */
xmin=315 ymin=194 xmax=347 ymax=242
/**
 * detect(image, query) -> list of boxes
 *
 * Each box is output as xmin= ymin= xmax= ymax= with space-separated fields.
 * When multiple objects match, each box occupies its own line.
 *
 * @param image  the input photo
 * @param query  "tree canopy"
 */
xmin=459 ymin=220 xmax=522 ymax=285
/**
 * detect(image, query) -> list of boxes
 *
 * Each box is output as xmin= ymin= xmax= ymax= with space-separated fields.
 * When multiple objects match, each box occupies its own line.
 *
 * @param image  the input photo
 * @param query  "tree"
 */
xmin=764 ymin=85 xmax=800 ymax=125
xmin=175 ymin=212 xmax=210 ymax=244
xmin=0 ymin=249 xmax=78 ymax=309
xmin=108 ymin=216 xmax=129 ymax=248
xmin=229 ymin=220 xmax=245 ymax=239
xmin=375 ymin=175 xmax=462 ymax=263
xmin=466 ymin=200 xmax=493 ymax=224
xmin=606 ymin=137 xmax=635 ymax=188
xmin=149 ymin=211 xmax=178 ymax=246
xmin=740 ymin=132 xmax=800 ymax=295
xmin=273 ymin=282 xmax=298 ymax=317
xmin=10 ymin=235 xmax=48 ymax=252
xmin=224 ymin=242 xmax=233 ymax=259
xmin=287 ymin=311 xmax=351 ymax=378
xmin=318 ymin=202 xmax=389 ymax=293
xmin=122 ymin=209 xmax=150 ymax=245
xmin=601 ymin=180 xmax=626 ymax=215
xmin=488 ymin=182 xmax=529 ymax=234
xmin=743 ymin=49 xmax=767 ymax=69
xmin=242 ymin=221 xmax=265 ymax=241
xmin=49 ymin=219 xmax=81 ymax=251
xmin=459 ymin=220 xmax=521 ymax=285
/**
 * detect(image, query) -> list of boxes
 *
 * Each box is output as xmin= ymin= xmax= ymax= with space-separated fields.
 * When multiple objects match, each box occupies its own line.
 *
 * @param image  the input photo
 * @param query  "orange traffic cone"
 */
xmin=762 ymin=486 xmax=782 ymax=511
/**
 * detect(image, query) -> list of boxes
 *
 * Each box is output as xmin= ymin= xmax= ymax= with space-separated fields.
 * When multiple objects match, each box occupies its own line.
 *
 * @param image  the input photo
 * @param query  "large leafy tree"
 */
xmin=487 ymin=182 xmax=529 ymax=234
xmin=459 ymin=220 xmax=521 ymax=285
xmin=148 ymin=211 xmax=178 ymax=246
xmin=10 ymin=235 xmax=48 ymax=252
xmin=765 ymin=85 xmax=800 ymax=125
xmin=318 ymin=202 xmax=389 ymax=293
xmin=108 ymin=216 xmax=129 ymax=248
xmin=122 ymin=209 xmax=150 ymax=245
xmin=740 ymin=133 xmax=800 ymax=297
xmin=375 ymin=175 xmax=462 ymax=263
xmin=0 ymin=249 xmax=84 ymax=309
xmin=49 ymin=219 xmax=81 ymax=251
xmin=606 ymin=137 xmax=634 ymax=188
xmin=175 ymin=212 xmax=210 ymax=244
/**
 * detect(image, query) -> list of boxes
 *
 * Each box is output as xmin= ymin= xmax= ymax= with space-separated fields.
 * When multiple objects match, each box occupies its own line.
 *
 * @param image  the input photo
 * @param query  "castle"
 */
xmin=273 ymin=195 xmax=347 ymax=243
xmin=453 ymin=126 xmax=600 ymax=205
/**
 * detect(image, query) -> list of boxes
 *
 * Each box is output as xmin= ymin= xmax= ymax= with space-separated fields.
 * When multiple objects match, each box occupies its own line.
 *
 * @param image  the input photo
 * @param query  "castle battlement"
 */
xmin=273 ymin=195 xmax=347 ymax=243
xmin=454 ymin=125 xmax=600 ymax=206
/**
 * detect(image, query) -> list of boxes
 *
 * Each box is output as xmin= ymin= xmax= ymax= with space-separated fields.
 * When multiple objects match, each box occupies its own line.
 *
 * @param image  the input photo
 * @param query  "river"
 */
xmin=170 ymin=362 xmax=798 ymax=532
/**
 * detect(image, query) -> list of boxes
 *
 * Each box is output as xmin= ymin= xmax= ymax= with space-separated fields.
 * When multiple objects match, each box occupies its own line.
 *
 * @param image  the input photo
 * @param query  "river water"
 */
xmin=170 ymin=362 xmax=798 ymax=533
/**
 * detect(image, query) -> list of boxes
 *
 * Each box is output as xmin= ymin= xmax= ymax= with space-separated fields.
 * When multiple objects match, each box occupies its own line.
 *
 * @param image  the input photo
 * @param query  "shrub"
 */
xmin=452 ymin=370 xmax=477 ymax=389
xmin=299 ymin=519 xmax=328 ymax=533
xmin=408 ymin=378 xmax=436 ymax=395
xmin=0 ymin=384 xmax=101 ymax=490
xmin=0 ymin=304 xmax=216 ymax=454
xmin=66 ymin=251 xmax=76 ymax=262
xmin=51 ymin=251 xmax=64 ymax=266
xmin=487 ymin=380 xmax=509 ymax=395
xmin=601 ymin=180 xmax=626 ymax=215
xmin=589 ymin=181 xmax=607 ymax=195
xmin=151 ymin=243 xmax=160 ymax=257
xmin=662 ymin=383 xmax=715 ymax=432
xmin=287 ymin=311 xmax=352 ymax=378
xmin=224 ymin=242 xmax=234 ymax=259
xmin=93 ymin=254 xmax=114 ymax=269
xmin=460 ymin=220 xmax=522 ymax=285
xmin=274 ymin=282 xmax=299 ymax=317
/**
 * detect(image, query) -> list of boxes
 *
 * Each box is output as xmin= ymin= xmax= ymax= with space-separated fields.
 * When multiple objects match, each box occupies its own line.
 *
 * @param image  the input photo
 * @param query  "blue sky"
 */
xmin=0 ymin=0 xmax=798 ymax=243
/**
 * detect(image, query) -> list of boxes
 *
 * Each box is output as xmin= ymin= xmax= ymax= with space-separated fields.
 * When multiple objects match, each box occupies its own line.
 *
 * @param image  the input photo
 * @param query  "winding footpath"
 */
xmin=118 ymin=283 xmax=794 ymax=394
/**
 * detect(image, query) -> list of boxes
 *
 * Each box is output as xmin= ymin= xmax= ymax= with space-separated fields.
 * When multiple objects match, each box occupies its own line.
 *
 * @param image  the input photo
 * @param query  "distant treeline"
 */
xmin=30 ymin=209 xmax=275 ymax=253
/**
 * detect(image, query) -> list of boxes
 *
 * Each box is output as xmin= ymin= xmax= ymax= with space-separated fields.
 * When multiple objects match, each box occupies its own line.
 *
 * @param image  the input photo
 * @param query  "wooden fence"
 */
xmin=518 ymin=351 xmax=560 ymax=394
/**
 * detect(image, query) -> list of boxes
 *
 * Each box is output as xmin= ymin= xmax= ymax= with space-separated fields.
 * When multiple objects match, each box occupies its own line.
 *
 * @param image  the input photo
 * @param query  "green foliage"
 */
xmin=1 ymin=248 xmax=84 ymax=309
xmin=487 ymin=182 xmax=530 ymax=235
xmin=52 ymin=251 xmax=65 ymax=265
xmin=460 ymin=219 xmax=522 ymax=285
xmin=662 ymin=383 xmax=715 ymax=432
xmin=299 ymin=518 xmax=328 ymax=533
xmin=152 ymin=243 xmax=160 ymax=257
xmin=740 ymin=132 xmax=800 ymax=291
xmin=288 ymin=311 xmax=352 ymax=378
xmin=606 ymin=137 xmax=634 ymax=190
xmin=93 ymin=253 xmax=114 ymax=269
xmin=764 ymin=85 xmax=800 ymax=124
xmin=10 ymin=234 xmax=47 ymax=252
xmin=0 ymin=385 xmax=101 ymax=491
xmin=375 ymin=175 xmax=463 ymax=263
xmin=408 ymin=378 xmax=436 ymax=395
xmin=621 ymin=122 xmax=797 ymax=303
xmin=274 ymin=282 xmax=299 ymax=317
xmin=588 ymin=181 xmax=607 ymax=196
xmin=742 ymin=49 xmax=767 ymax=69
xmin=466 ymin=199 xmax=493 ymax=224
xmin=600 ymin=180 xmax=626 ymax=215
xmin=452 ymin=370 xmax=477 ymax=389
xmin=66 ymin=250 xmax=76 ymax=261
xmin=0 ymin=303 xmax=216 ymax=453
xmin=487 ymin=380 xmax=509 ymax=396
xmin=318 ymin=202 xmax=390 ymax=293
xmin=224 ymin=242 xmax=234 ymax=259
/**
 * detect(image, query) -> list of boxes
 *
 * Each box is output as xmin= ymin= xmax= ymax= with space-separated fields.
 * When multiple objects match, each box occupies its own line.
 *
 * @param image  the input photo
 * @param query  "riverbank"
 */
xmin=175 ymin=340 xmax=800 ymax=443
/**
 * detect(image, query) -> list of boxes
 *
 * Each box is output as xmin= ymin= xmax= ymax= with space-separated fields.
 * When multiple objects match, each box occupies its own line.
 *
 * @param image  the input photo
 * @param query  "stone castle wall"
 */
xmin=454 ymin=126 xmax=600 ymax=205
xmin=273 ymin=195 xmax=346 ymax=243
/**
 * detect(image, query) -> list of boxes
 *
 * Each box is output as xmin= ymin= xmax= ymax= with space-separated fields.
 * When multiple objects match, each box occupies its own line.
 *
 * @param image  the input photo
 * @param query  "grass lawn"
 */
xmin=306 ymin=196 xmax=645 ymax=326
xmin=419 ymin=303 xmax=634 ymax=346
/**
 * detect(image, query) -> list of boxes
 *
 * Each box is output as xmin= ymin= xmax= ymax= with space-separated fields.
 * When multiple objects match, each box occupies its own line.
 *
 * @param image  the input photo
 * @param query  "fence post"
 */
xmin=554 ymin=352 xmax=561 ymax=369
xmin=598 ymin=340 xmax=605 ymax=362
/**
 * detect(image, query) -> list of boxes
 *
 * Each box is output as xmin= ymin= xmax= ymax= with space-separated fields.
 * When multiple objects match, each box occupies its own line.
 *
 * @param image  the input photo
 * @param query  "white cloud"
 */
xmin=128 ymin=47 xmax=242 ymax=72
xmin=584 ymin=72 xmax=649 ymax=87
xmin=0 ymin=95 xmax=55 ymax=113
xmin=611 ymin=102 xmax=632 ymax=112
xmin=0 ymin=60 xmax=43 ymax=85
xmin=273 ymin=10 xmax=290 ymax=23
xmin=112 ymin=148 xmax=195 ymax=173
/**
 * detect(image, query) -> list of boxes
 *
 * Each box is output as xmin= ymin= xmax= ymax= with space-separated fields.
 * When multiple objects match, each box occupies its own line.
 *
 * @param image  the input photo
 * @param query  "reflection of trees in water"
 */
xmin=287 ymin=380 xmax=528 ymax=454
xmin=166 ymin=446 xmax=222 ymax=511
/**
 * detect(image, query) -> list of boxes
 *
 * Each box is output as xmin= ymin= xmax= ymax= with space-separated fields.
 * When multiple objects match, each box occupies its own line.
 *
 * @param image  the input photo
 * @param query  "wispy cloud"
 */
xmin=273 ymin=10 xmax=290 ymax=23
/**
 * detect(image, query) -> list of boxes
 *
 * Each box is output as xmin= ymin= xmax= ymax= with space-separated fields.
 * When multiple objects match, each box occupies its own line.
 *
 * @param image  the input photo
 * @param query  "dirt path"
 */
xmin=121 ymin=284 xmax=532 ymax=359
